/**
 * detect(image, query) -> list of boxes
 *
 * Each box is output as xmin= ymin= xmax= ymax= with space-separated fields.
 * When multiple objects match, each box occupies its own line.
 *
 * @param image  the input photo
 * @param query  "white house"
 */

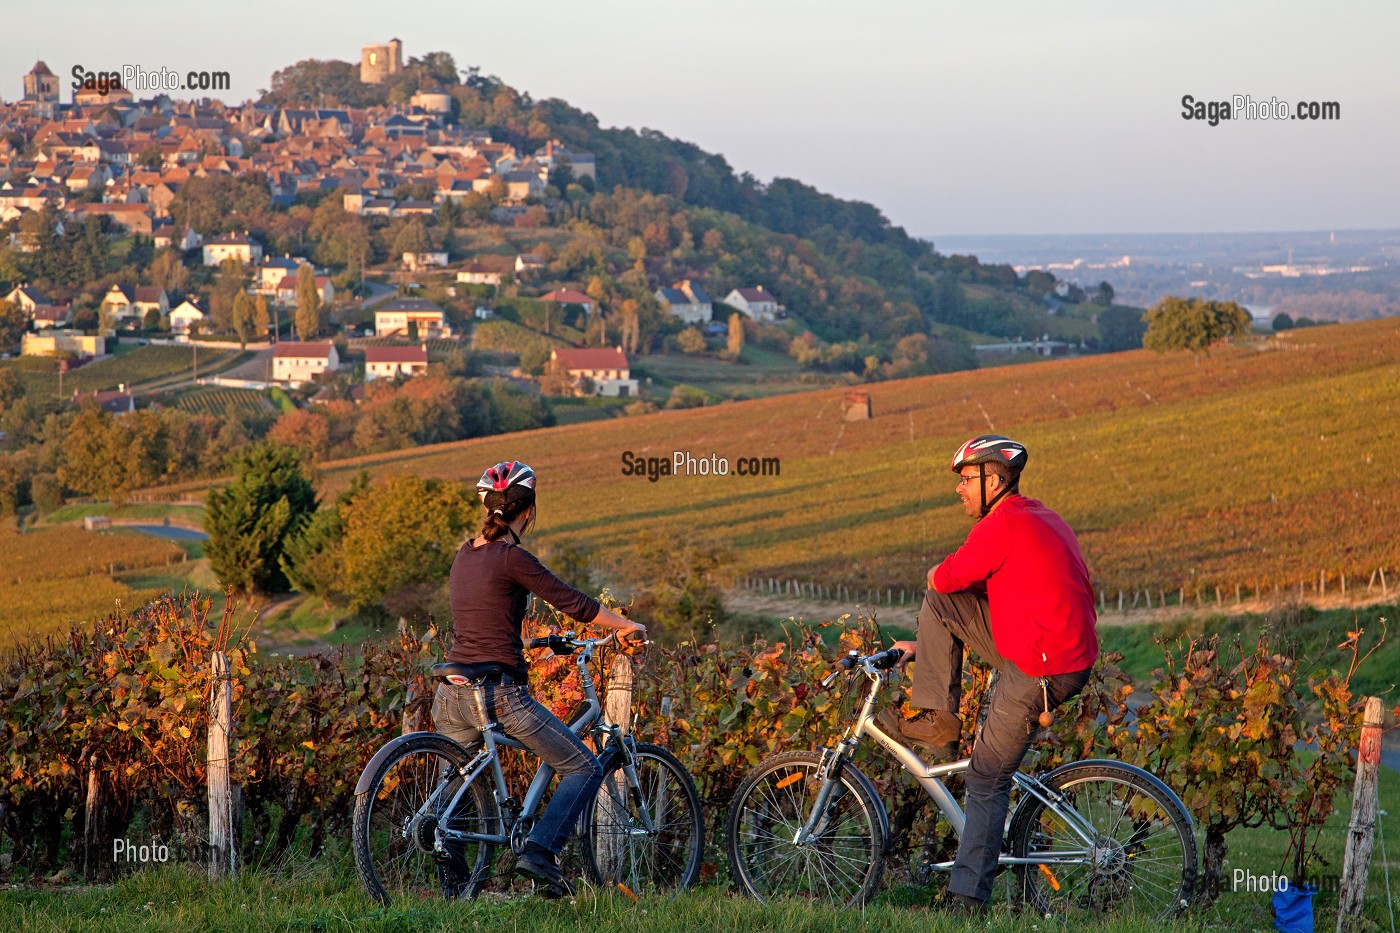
xmin=724 ymin=286 xmax=784 ymax=322
xmin=100 ymin=284 xmax=138 ymax=321
xmin=655 ymin=280 xmax=712 ymax=325
xmin=202 ymin=232 xmax=264 ymax=267
xmin=374 ymin=299 xmax=447 ymax=338
xmin=255 ymin=256 xmax=309 ymax=294
xmin=401 ymin=251 xmax=449 ymax=272
xmin=273 ymin=273 xmax=334 ymax=308
xmin=364 ymin=345 xmax=428 ymax=381
xmin=5 ymin=285 xmax=50 ymax=316
xmin=133 ymin=287 xmax=170 ymax=320
xmin=550 ymin=347 xmax=639 ymax=398
xmin=456 ymin=260 xmax=506 ymax=286
xmin=169 ymin=299 xmax=207 ymax=334
xmin=272 ymin=342 xmax=339 ymax=386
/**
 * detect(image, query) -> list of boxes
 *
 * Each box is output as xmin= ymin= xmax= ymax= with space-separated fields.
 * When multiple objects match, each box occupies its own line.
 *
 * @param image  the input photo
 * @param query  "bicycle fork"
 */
xmin=792 ymin=743 xmax=856 ymax=846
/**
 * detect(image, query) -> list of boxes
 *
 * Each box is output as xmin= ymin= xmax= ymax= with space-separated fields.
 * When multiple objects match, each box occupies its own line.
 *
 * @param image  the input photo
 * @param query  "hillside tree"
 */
xmin=294 ymin=264 xmax=322 ymax=340
xmin=0 ymin=299 xmax=28 ymax=349
xmin=1143 ymin=297 xmax=1252 ymax=354
xmin=1097 ymin=306 xmax=1148 ymax=352
xmin=204 ymin=441 xmax=318 ymax=595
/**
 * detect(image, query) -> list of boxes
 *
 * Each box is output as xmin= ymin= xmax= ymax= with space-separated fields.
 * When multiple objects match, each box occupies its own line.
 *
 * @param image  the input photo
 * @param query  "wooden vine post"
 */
xmin=598 ymin=643 xmax=636 ymax=884
xmin=208 ymin=601 xmax=236 ymax=878
xmin=1334 ymin=696 xmax=1383 ymax=931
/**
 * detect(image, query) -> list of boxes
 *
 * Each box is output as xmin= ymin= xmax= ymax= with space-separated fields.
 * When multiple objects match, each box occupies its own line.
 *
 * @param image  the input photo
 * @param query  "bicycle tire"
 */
xmin=352 ymin=733 xmax=500 ymax=905
xmin=580 ymin=742 xmax=704 ymax=893
xmin=1007 ymin=760 xmax=1196 ymax=921
xmin=726 ymin=749 xmax=886 ymax=907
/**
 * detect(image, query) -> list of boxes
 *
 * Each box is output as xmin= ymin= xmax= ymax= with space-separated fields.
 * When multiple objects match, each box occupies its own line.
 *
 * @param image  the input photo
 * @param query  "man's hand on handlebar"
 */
xmin=889 ymin=640 xmax=915 ymax=670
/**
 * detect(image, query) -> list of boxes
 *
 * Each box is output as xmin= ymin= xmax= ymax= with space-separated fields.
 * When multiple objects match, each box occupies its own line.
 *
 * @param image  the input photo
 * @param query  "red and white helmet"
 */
xmin=476 ymin=460 xmax=536 ymax=502
xmin=950 ymin=435 xmax=1028 ymax=473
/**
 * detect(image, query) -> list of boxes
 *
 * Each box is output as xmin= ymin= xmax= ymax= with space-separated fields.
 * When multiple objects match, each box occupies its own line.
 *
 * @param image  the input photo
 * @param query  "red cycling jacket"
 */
xmin=931 ymin=494 xmax=1098 ymax=677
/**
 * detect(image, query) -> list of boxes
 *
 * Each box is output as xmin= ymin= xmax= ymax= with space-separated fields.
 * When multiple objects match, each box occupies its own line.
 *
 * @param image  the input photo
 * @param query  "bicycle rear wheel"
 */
xmin=580 ymin=742 xmax=704 ymax=893
xmin=726 ymin=750 xmax=886 ymax=907
xmin=1007 ymin=761 xmax=1196 ymax=921
xmin=353 ymin=734 xmax=500 ymax=905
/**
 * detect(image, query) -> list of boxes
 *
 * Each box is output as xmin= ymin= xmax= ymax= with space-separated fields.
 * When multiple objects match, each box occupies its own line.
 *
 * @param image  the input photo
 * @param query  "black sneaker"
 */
xmin=514 ymin=848 xmax=574 ymax=898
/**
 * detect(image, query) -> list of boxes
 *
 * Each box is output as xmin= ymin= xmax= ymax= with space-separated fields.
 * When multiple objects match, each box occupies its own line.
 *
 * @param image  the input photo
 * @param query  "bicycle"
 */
xmin=725 ymin=647 xmax=1197 ymax=919
xmin=353 ymin=631 xmax=704 ymax=905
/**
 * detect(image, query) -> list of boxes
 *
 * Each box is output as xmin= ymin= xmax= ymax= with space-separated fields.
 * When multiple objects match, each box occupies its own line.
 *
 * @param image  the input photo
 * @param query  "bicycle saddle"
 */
xmin=431 ymin=662 xmax=479 ymax=685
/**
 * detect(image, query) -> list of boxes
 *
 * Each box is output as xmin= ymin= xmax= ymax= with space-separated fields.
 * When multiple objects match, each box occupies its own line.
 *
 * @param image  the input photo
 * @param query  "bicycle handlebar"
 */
xmin=820 ymin=648 xmax=904 ymax=688
xmin=526 ymin=630 xmax=652 ymax=655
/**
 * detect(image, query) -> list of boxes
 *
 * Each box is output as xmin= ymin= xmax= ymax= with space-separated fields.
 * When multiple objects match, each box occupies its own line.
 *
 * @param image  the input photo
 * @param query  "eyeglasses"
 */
xmin=956 ymin=473 xmax=990 ymax=486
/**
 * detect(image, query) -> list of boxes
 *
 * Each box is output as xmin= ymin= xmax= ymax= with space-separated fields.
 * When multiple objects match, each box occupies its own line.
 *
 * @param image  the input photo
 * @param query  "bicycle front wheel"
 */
xmin=352 ymin=733 xmax=499 ymax=906
xmin=580 ymin=742 xmax=704 ymax=893
xmin=1008 ymin=761 xmax=1196 ymax=921
xmin=726 ymin=750 xmax=886 ymax=907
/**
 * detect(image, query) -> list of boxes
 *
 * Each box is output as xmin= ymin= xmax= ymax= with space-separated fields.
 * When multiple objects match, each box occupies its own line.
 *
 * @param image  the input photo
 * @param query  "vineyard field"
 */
xmin=172 ymin=386 xmax=275 ymax=416
xmin=129 ymin=317 xmax=1400 ymax=598
xmin=0 ymin=525 xmax=182 ymax=647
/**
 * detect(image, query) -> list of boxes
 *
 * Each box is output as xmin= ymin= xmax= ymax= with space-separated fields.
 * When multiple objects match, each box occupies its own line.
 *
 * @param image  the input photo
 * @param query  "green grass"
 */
xmin=1100 ymin=601 xmax=1398 ymax=698
xmin=38 ymin=503 xmax=205 ymax=527
xmin=5 ymin=764 xmax=1398 ymax=931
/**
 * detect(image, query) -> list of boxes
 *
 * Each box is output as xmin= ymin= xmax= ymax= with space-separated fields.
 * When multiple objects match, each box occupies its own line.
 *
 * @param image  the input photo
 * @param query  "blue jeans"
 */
xmin=432 ymin=682 xmax=604 ymax=856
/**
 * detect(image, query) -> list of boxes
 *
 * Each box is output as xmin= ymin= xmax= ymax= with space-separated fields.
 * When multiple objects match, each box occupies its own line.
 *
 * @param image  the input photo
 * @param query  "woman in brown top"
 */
xmin=431 ymin=460 xmax=644 ymax=897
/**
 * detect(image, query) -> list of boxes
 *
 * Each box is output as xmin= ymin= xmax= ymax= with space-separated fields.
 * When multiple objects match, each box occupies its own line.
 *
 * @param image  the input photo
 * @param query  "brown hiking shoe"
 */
xmin=876 ymin=708 xmax=961 ymax=756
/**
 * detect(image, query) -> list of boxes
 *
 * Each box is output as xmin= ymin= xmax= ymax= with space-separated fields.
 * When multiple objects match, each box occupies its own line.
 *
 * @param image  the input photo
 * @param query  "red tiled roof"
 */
xmin=272 ymin=341 xmax=333 ymax=359
xmin=365 ymin=346 xmax=428 ymax=364
xmin=542 ymin=289 xmax=591 ymax=305
xmin=553 ymin=348 xmax=628 ymax=370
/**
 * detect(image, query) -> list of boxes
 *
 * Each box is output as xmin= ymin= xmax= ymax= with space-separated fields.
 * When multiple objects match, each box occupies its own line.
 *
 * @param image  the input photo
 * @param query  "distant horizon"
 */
xmin=929 ymin=226 xmax=1400 ymax=241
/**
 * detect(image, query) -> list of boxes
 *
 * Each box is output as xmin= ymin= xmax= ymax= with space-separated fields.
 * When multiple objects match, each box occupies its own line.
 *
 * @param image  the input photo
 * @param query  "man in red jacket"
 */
xmin=882 ymin=434 xmax=1098 ymax=911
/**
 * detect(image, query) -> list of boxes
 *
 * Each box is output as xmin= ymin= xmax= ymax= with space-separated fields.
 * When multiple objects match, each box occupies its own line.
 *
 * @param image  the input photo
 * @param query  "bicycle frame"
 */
xmin=795 ymin=657 xmax=1105 ymax=871
xmin=426 ymin=636 xmax=659 ymax=850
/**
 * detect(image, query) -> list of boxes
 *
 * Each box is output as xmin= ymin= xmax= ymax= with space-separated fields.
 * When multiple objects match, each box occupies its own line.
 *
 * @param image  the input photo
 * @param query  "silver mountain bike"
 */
xmin=353 ymin=632 xmax=704 ymax=904
xmin=725 ymin=647 xmax=1197 ymax=919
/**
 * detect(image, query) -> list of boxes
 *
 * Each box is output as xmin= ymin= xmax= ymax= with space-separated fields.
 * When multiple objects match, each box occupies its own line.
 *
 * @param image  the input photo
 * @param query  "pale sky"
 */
xmin=5 ymin=0 xmax=1397 ymax=237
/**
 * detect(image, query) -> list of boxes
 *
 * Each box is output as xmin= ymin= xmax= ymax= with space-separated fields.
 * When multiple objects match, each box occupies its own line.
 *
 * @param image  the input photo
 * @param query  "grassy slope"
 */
xmin=132 ymin=318 xmax=1400 ymax=596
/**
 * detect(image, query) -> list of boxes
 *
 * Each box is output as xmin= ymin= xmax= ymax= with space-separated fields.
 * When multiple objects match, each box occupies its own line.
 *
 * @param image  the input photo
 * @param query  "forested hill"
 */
xmin=263 ymin=54 xmax=1067 ymax=350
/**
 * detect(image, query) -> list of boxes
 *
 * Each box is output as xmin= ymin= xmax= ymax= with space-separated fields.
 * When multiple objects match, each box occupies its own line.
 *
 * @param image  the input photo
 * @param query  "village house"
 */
xmin=364 ymin=344 xmax=429 ymax=381
xmin=168 ymin=298 xmax=207 ymax=334
xmin=549 ymin=347 xmax=639 ymax=398
xmin=254 ymin=255 xmax=309 ymax=293
xmin=202 ymin=232 xmax=264 ymax=267
xmin=133 ymin=287 xmax=169 ymax=320
xmin=74 ymin=388 xmax=136 ymax=415
xmin=374 ymin=298 xmax=447 ymax=338
xmin=152 ymin=224 xmax=202 ymax=252
xmin=5 ymin=285 xmax=50 ymax=316
xmin=515 ymin=253 xmax=546 ymax=275
xmin=541 ymin=288 xmax=595 ymax=316
xmin=401 ymin=251 xmax=449 ymax=272
xmin=100 ymin=284 xmax=138 ymax=321
xmin=22 ymin=331 xmax=104 ymax=358
xmin=273 ymin=341 xmax=340 ymax=386
xmin=455 ymin=259 xmax=506 ymax=287
xmin=655 ymin=280 xmax=713 ymax=325
xmin=31 ymin=303 xmax=74 ymax=330
xmin=273 ymin=273 xmax=334 ymax=307
xmin=723 ymin=286 xmax=785 ymax=321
